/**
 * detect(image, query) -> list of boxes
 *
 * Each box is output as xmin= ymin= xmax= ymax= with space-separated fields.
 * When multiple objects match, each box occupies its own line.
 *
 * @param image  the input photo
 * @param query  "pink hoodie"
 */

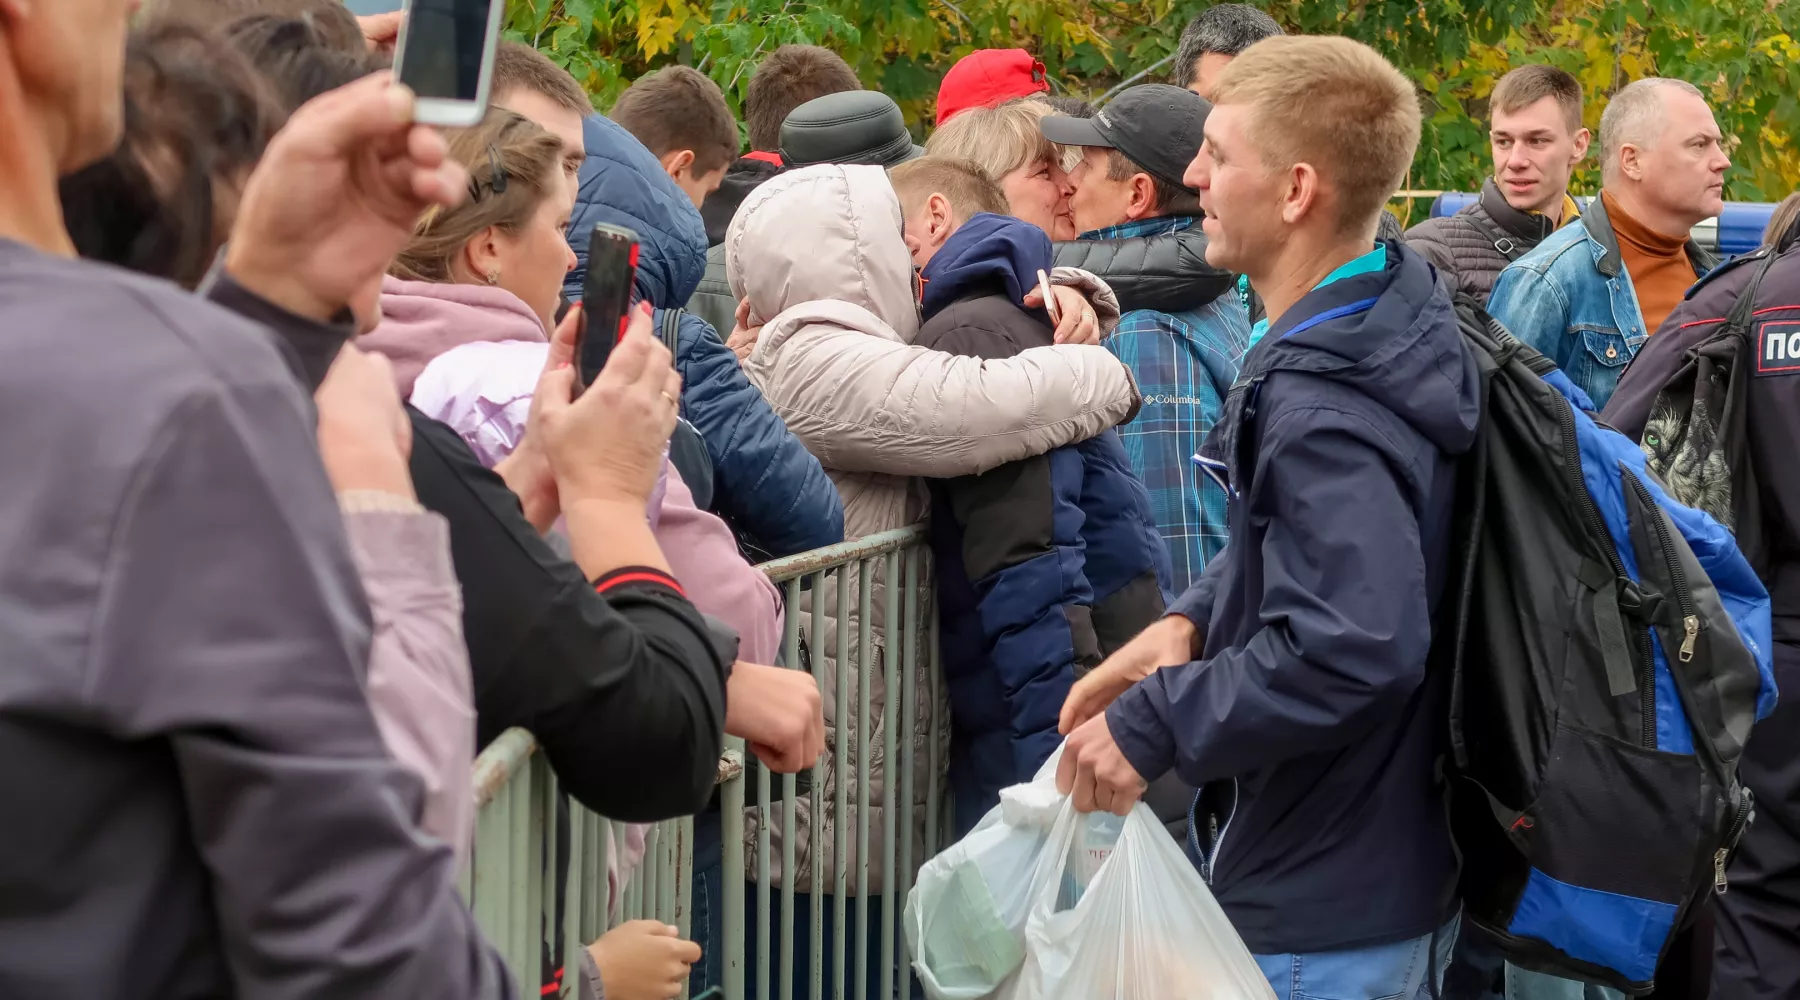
xmin=362 ymin=276 xmax=547 ymax=396
xmin=414 ymin=338 xmax=786 ymax=907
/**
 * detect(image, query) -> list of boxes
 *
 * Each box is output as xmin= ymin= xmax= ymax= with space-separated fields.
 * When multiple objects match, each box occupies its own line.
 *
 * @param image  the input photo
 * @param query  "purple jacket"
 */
xmin=342 ymin=504 xmax=475 ymax=863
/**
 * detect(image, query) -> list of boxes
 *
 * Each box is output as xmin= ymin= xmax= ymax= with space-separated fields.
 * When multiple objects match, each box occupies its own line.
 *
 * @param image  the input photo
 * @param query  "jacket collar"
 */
xmin=1478 ymin=177 xmax=1559 ymax=244
xmin=1080 ymin=215 xmax=1199 ymax=241
xmin=1581 ymin=188 xmax=1719 ymax=278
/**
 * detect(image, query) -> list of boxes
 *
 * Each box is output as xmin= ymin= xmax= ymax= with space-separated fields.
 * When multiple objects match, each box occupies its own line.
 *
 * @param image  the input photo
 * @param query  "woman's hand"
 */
xmin=496 ymin=305 xmax=582 ymax=531
xmin=315 ymin=345 xmax=415 ymax=498
xmin=1023 ymin=283 xmax=1101 ymax=345
xmin=726 ymin=297 xmax=764 ymax=362
xmin=726 ymin=663 xmax=825 ymax=773
xmin=588 ymin=921 xmax=701 ymax=1000
xmin=534 ymin=302 xmax=681 ymax=509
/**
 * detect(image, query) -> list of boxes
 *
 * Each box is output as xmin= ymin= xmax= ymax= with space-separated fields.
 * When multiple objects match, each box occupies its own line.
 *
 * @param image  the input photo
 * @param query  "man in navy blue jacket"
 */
xmin=891 ymin=158 xmax=1172 ymax=835
xmin=1057 ymin=36 xmax=1479 ymax=999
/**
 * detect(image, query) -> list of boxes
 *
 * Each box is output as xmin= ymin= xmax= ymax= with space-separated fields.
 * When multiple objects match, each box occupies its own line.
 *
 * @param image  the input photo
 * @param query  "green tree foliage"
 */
xmin=505 ymin=0 xmax=1800 ymax=207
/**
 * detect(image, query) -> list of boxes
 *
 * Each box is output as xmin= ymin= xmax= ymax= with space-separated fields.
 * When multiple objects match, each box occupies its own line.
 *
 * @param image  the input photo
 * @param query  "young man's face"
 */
xmin=1186 ymin=52 xmax=1235 ymax=101
xmin=1629 ymin=89 xmax=1731 ymax=227
xmin=493 ymin=86 xmax=586 ymax=182
xmin=1186 ymin=102 xmax=1286 ymax=278
xmin=1066 ymin=146 xmax=1137 ymax=234
xmin=1490 ymin=95 xmax=1589 ymax=216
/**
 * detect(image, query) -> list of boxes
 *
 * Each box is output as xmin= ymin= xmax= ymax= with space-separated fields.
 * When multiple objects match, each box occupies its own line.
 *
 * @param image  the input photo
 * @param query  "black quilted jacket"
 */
xmin=1051 ymin=219 xmax=1237 ymax=314
xmin=1404 ymin=178 xmax=1564 ymax=302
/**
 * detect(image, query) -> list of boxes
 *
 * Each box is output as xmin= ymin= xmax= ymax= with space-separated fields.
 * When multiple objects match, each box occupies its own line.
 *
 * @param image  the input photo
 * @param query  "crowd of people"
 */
xmin=0 ymin=1 xmax=1795 ymax=999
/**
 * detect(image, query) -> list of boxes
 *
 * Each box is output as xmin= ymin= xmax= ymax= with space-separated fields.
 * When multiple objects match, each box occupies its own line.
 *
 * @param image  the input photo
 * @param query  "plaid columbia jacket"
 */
xmin=1090 ymin=216 xmax=1251 ymax=591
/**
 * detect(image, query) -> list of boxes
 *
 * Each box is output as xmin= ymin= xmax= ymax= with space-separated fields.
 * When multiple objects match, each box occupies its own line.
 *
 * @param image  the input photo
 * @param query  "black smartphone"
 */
xmin=391 ymin=0 xmax=505 ymax=126
xmin=576 ymin=223 xmax=641 ymax=392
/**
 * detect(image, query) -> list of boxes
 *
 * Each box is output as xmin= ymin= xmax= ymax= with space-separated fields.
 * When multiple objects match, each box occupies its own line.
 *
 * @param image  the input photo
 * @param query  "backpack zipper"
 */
xmin=1624 ymin=471 xmax=1702 ymax=663
xmin=1716 ymin=789 xmax=1755 ymax=894
xmin=1556 ymin=400 xmax=1657 ymax=748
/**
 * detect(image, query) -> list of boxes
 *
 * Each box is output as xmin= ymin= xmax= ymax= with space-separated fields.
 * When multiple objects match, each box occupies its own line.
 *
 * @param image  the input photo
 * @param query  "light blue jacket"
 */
xmin=1488 ymin=193 xmax=1716 ymax=409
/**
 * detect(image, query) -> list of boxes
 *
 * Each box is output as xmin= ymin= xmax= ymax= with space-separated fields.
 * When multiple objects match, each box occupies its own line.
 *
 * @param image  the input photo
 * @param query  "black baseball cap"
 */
xmin=1039 ymin=84 xmax=1210 ymax=191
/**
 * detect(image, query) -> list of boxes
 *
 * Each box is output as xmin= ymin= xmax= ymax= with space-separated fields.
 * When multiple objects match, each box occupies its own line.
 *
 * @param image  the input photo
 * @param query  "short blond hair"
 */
xmin=1213 ymin=35 xmax=1421 ymax=237
xmin=926 ymin=98 xmax=1065 ymax=182
xmin=889 ymin=157 xmax=1010 ymax=222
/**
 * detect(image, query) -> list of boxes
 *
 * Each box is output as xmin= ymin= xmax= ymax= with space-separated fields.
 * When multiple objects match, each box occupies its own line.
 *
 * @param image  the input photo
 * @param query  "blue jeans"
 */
xmin=1255 ymin=917 xmax=1459 ymax=1000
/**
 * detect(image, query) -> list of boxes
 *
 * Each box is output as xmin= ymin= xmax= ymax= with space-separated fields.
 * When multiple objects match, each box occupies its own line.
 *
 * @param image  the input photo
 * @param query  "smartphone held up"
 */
xmin=574 ymin=224 xmax=642 ymax=394
xmin=391 ymin=0 xmax=506 ymax=127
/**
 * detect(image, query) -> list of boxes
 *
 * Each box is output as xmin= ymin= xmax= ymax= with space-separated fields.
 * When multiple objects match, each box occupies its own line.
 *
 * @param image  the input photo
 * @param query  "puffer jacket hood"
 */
xmin=363 ymin=275 xmax=547 ymax=396
xmin=726 ymin=164 xmax=920 ymax=344
xmin=920 ymin=212 xmax=1051 ymax=324
xmin=564 ymin=114 xmax=707 ymax=309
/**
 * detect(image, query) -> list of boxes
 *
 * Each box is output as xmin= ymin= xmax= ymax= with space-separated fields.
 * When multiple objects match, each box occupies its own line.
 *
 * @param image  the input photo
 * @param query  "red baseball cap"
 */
xmin=935 ymin=49 xmax=1050 ymax=125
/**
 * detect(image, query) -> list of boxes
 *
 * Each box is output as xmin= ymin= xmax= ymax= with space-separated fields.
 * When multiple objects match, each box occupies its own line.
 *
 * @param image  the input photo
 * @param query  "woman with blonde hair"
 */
xmin=926 ymin=97 xmax=1077 ymax=239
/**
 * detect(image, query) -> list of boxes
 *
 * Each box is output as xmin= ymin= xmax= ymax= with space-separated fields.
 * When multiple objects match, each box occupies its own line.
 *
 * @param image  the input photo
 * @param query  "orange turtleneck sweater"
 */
xmin=1602 ymin=189 xmax=1694 ymax=334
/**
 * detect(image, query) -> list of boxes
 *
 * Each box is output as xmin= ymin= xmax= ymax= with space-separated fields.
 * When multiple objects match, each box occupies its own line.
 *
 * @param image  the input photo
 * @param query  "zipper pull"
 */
xmin=1680 ymin=615 xmax=1700 ymax=662
xmin=1715 ymin=848 xmax=1730 ymax=894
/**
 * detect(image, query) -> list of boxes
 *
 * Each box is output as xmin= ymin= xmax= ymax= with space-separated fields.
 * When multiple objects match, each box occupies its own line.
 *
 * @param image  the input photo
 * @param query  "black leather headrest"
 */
xmin=781 ymin=91 xmax=923 ymax=169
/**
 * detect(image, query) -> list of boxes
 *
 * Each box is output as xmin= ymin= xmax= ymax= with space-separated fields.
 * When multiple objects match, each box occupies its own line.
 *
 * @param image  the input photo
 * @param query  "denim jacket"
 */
xmin=1487 ymin=192 xmax=1716 ymax=408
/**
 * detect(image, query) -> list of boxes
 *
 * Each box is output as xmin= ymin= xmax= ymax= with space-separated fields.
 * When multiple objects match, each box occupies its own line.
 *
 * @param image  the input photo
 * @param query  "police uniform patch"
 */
xmin=1757 ymin=319 xmax=1800 ymax=376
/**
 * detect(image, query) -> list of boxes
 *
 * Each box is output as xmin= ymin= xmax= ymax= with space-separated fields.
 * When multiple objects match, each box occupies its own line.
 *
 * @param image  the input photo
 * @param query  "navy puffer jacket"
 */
xmin=564 ymin=116 xmax=843 ymax=558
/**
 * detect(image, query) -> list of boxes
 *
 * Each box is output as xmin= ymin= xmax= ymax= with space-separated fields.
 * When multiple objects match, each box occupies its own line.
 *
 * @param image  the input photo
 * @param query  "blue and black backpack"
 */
xmin=1438 ymin=300 xmax=1778 ymax=995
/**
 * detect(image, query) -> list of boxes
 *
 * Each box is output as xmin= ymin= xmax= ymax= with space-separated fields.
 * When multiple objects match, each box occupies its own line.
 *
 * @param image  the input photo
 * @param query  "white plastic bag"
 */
xmin=906 ymin=749 xmax=1275 ymax=1000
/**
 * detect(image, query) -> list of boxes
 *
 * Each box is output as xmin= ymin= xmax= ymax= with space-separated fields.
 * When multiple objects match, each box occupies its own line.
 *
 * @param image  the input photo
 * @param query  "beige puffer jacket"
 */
xmin=726 ymin=164 xmax=1141 ymax=893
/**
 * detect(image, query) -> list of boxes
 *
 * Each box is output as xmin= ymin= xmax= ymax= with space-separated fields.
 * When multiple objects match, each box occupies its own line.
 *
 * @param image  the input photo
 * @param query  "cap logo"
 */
xmin=1097 ymin=110 xmax=1114 ymax=129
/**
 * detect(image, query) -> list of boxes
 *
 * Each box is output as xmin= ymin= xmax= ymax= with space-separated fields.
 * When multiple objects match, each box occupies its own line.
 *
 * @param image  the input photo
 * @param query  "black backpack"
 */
xmin=1436 ymin=298 xmax=1773 ymax=995
xmin=1635 ymin=247 xmax=1780 ymax=575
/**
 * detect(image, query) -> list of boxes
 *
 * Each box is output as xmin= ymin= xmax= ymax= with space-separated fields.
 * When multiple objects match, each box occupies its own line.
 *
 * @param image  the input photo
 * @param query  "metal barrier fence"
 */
xmin=465 ymin=524 xmax=943 ymax=1000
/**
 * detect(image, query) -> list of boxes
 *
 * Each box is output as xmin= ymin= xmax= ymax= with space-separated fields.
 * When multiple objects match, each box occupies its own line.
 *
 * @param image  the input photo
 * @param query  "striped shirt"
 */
xmin=1089 ymin=216 xmax=1252 ymax=592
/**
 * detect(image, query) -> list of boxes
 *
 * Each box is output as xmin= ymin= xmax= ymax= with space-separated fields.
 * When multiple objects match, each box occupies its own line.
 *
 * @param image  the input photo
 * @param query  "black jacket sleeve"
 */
xmin=408 ymin=409 xmax=730 ymax=821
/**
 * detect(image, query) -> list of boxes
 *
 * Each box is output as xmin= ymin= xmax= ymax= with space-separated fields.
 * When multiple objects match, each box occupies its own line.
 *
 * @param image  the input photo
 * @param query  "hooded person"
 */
xmin=888 ymin=157 xmax=1175 ymax=834
xmin=722 ymin=162 xmax=1144 ymax=986
xmin=566 ymin=113 xmax=845 ymax=561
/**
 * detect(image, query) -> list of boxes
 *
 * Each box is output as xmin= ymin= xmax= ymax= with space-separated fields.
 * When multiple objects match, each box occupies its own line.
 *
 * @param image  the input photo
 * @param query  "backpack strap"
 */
xmin=1722 ymin=249 xmax=1780 ymax=340
xmin=660 ymin=306 xmax=684 ymax=354
xmin=1464 ymin=210 xmax=1527 ymax=262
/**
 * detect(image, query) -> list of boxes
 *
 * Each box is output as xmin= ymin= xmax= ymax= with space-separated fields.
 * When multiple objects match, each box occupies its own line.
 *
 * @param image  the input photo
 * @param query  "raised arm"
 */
xmin=752 ymin=317 xmax=1141 ymax=479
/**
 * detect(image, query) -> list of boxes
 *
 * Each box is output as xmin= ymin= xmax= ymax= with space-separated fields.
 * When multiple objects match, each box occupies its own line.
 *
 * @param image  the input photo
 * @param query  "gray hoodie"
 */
xmin=0 ymin=239 xmax=513 ymax=1000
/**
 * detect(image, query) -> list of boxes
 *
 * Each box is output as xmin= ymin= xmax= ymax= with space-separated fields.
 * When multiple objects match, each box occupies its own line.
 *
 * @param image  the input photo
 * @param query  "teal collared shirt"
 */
xmin=1246 ymin=244 xmax=1387 ymax=349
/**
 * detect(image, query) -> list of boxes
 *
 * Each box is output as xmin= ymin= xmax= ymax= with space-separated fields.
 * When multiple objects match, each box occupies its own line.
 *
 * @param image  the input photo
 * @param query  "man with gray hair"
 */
xmin=1489 ymin=77 xmax=1729 ymax=408
xmin=1173 ymin=3 xmax=1282 ymax=100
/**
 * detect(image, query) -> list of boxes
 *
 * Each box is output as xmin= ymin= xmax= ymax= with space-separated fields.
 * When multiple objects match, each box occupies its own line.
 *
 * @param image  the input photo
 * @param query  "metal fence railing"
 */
xmin=465 ymin=524 xmax=943 ymax=1000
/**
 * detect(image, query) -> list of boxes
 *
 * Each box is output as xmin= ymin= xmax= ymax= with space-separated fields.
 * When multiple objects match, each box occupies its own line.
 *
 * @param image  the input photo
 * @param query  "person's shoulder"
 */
xmin=1505 ymin=218 xmax=1592 ymax=277
xmin=0 ymin=248 xmax=296 ymax=410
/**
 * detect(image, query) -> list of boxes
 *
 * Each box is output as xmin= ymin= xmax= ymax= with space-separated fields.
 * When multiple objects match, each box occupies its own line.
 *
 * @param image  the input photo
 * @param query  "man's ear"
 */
xmin=1125 ymin=173 xmax=1159 ymax=222
xmin=1571 ymin=127 xmax=1592 ymax=163
xmin=927 ymin=192 xmax=955 ymax=246
xmin=1280 ymin=162 xmax=1321 ymax=227
xmin=661 ymin=148 xmax=697 ymax=182
xmin=1619 ymin=142 xmax=1643 ymax=182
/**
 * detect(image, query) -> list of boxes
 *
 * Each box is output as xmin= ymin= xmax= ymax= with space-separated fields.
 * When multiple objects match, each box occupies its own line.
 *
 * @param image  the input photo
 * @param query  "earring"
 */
xmin=485 ymin=270 xmax=500 ymax=285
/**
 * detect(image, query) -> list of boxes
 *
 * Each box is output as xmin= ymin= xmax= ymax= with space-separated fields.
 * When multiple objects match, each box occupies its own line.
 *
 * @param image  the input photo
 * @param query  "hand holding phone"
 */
xmin=575 ymin=224 xmax=642 ymax=393
xmin=1037 ymin=268 xmax=1062 ymax=325
xmin=391 ymin=0 xmax=505 ymax=127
